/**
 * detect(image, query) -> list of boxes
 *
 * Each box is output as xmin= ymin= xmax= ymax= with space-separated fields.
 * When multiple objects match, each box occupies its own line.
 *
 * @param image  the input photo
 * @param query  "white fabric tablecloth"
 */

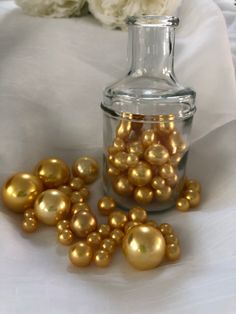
xmin=0 ymin=1 xmax=236 ymax=313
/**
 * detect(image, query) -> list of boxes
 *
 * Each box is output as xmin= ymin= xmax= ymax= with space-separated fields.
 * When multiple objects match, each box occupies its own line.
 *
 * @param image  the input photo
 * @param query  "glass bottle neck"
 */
xmin=128 ymin=25 xmax=176 ymax=80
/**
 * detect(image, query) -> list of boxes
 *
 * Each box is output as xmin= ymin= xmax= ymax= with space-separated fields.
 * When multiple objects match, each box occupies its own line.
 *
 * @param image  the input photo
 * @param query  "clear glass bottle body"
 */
xmin=101 ymin=16 xmax=196 ymax=212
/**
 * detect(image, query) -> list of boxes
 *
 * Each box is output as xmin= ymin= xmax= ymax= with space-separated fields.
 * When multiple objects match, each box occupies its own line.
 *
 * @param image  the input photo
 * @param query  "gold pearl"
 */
xmin=169 ymin=154 xmax=182 ymax=167
xmin=100 ymin=238 xmax=116 ymax=254
xmin=144 ymin=144 xmax=169 ymax=166
xmin=166 ymin=243 xmax=181 ymax=261
xmin=134 ymin=187 xmax=154 ymax=205
xmin=127 ymin=141 xmax=144 ymax=157
xmin=155 ymin=186 xmax=172 ymax=202
xmin=69 ymin=242 xmax=93 ymax=267
xmin=71 ymin=189 xmax=89 ymax=204
xmin=176 ymin=197 xmax=190 ymax=212
xmin=108 ymin=210 xmax=128 ymax=229
xmin=124 ymin=221 xmax=141 ymax=233
xmin=128 ymin=162 xmax=152 ymax=187
xmin=185 ymin=180 xmax=201 ymax=193
xmin=156 ymin=115 xmax=175 ymax=134
xmin=107 ymin=165 xmax=120 ymax=178
xmin=70 ymin=210 xmax=97 ymax=238
xmin=166 ymin=173 xmax=179 ymax=187
xmin=72 ymin=157 xmax=99 ymax=184
xmin=184 ymin=190 xmax=200 ymax=208
xmin=159 ymin=223 xmax=173 ymax=236
xmin=87 ymin=232 xmax=102 ymax=248
xmin=98 ymin=224 xmax=111 ymax=238
xmin=69 ymin=177 xmax=85 ymax=191
xmin=122 ymin=225 xmax=166 ymax=270
xmin=129 ymin=207 xmax=147 ymax=223
xmin=126 ymin=154 xmax=139 ymax=167
xmin=141 ymin=129 xmax=156 ymax=147
xmin=58 ymin=229 xmax=74 ymax=246
xmin=110 ymin=228 xmax=124 ymax=245
xmin=57 ymin=219 xmax=70 ymax=232
xmin=112 ymin=137 xmax=126 ymax=152
xmin=167 ymin=131 xmax=186 ymax=155
xmin=71 ymin=202 xmax=91 ymax=215
xmin=58 ymin=185 xmax=73 ymax=197
xmin=24 ymin=208 xmax=36 ymax=219
xmin=151 ymin=176 xmax=166 ymax=190
xmin=159 ymin=164 xmax=175 ymax=179
xmin=165 ymin=233 xmax=179 ymax=245
xmin=112 ymin=152 xmax=128 ymax=171
xmin=116 ymin=119 xmax=132 ymax=139
xmin=94 ymin=249 xmax=111 ymax=267
xmin=146 ymin=220 xmax=158 ymax=228
xmin=2 ymin=173 xmax=43 ymax=213
xmin=34 ymin=158 xmax=70 ymax=188
xmin=97 ymin=196 xmax=116 ymax=216
xmin=22 ymin=217 xmax=38 ymax=233
xmin=112 ymin=175 xmax=134 ymax=196
xmin=34 ymin=189 xmax=71 ymax=225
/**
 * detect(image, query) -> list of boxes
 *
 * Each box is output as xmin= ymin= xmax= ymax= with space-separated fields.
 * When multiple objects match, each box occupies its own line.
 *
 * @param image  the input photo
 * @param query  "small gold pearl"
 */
xmin=116 ymin=119 xmax=132 ymax=139
xmin=129 ymin=207 xmax=147 ymax=223
xmin=176 ymin=198 xmax=190 ymax=212
xmin=58 ymin=185 xmax=73 ymax=197
xmin=112 ymin=175 xmax=134 ymax=196
xmin=69 ymin=242 xmax=93 ymax=267
xmin=97 ymin=196 xmax=116 ymax=216
xmin=58 ymin=229 xmax=74 ymax=246
xmin=94 ymin=249 xmax=111 ymax=267
xmin=124 ymin=221 xmax=141 ymax=233
xmin=155 ymin=186 xmax=172 ymax=202
xmin=86 ymin=232 xmax=102 ymax=248
xmin=127 ymin=141 xmax=144 ymax=157
xmin=185 ymin=180 xmax=201 ymax=193
xmin=166 ymin=243 xmax=181 ymax=261
xmin=134 ymin=186 xmax=154 ymax=205
xmin=128 ymin=161 xmax=152 ymax=187
xmin=141 ymin=129 xmax=156 ymax=147
xmin=144 ymin=144 xmax=169 ymax=166
xmin=71 ymin=189 xmax=89 ymax=204
xmin=24 ymin=208 xmax=36 ymax=219
xmin=71 ymin=202 xmax=91 ymax=215
xmin=112 ymin=152 xmax=128 ymax=171
xmin=151 ymin=177 xmax=166 ymax=190
xmin=112 ymin=137 xmax=126 ymax=152
xmin=159 ymin=223 xmax=173 ymax=236
xmin=156 ymin=115 xmax=175 ymax=134
xmin=110 ymin=228 xmax=124 ymax=245
xmin=166 ymin=173 xmax=179 ymax=187
xmin=146 ymin=220 xmax=158 ymax=228
xmin=165 ymin=233 xmax=179 ymax=246
xmin=57 ymin=219 xmax=70 ymax=232
xmin=107 ymin=165 xmax=120 ymax=178
xmin=159 ymin=164 xmax=175 ymax=179
xmin=98 ymin=224 xmax=111 ymax=238
xmin=100 ymin=238 xmax=116 ymax=254
xmin=126 ymin=154 xmax=139 ymax=167
xmin=169 ymin=154 xmax=182 ymax=167
xmin=72 ymin=157 xmax=99 ymax=184
xmin=108 ymin=210 xmax=128 ymax=229
xmin=69 ymin=177 xmax=85 ymax=191
xmin=185 ymin=190 xmax=200 ymax=208
xmin=22 ymin=218 xmax=38 ymax=233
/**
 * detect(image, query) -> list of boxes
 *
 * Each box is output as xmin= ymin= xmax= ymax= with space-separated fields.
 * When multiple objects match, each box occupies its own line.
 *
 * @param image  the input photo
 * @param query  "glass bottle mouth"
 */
xmin=126 ymin=15 xmax=179 ymax=27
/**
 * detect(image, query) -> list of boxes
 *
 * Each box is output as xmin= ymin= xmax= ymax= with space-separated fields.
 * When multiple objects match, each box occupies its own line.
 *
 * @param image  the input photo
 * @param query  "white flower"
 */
xmin=15 ymin=0 xmax=86 ymax=18
xmin=88 ymin=0 xmax=182 ymax=29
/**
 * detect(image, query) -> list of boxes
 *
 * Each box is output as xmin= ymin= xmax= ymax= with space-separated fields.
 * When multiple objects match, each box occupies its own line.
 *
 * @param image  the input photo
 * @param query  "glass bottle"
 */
xmin=101 ymin=16 xmax=196 ymax=212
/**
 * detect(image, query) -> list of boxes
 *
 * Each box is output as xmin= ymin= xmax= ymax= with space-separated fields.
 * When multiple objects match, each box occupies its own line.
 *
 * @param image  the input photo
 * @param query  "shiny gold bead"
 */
xmin=169 ymin=154 xmax=182 ymax=167
xmin=141 ymin=129 xmax=156 ymax=147
xmin=34 ymin=158 xmax=70 ymax=188
xmin=108 ymin=210 xmax=128 ymax=229
xmin=100 ymin=238 xmax=116 ymax=254
xmin=58 ymin=185 xmax=73 ymax=197
xmin=34 ymin=189 xmax=71 ymax=226
xmin=71 ymin=189 xmax=89 ymax=204
xmin=166 ymin=173 xmax=179 ymax=187
xmin=155 ymin=186 xmax=172 ymax=202
xmin=129 ymin=207 xmax=147 ymax=223
xmin=97 ymin=196 xmax=116 ymax=216
xmin=124 ymin=221 xmax=141 ymax=233
xmin=151 ymin=176 xmax=166 ymax=190
xmin=72 ymin=157 xmax=99 ymax=184
xmin=58 ymin=229 xmax=74 ymax=246
xmin=94 ymin=249 xmax=111 ymax=267
xmin=69 ymin=242 xmax=93 ymax=267
xmin=98 ymin=224 xmax=111 ymax=238
xmin=157 ymin=116 xmax=175 ymax=134
xmin=86 ymin=232 xmax=102 ymax=248
xmin=166 ymin=243 xmax=181 ymax=261
xmin=184 ymin=190 xmax=200 ymax=208
xmin=69 ymin=177 xmax=85 ymax=191
xmin=107 ymin=165 xmax=120 ymax=178
xmin=185 ymin=180 xmax=201 ymax=193
xmin=165 ymin=233 xmax=179 ymax=246
xmin=126 ymin=154 xmax=139 ymax=167
xmin=2 ymin=173 xmax=43 ymax=213
xmin=146 ymin=220 xmax=158 ymax=228
xmin=127 ymin=141 xmax=144 ymax=157
xmin=167 ymin=131 xmax=186 ymax=155
xmin=22 ymin=217 xmax=38 ymax=233
xmin=24 ymin=208 xmax=36 ymax=219
xmin=176 ymin=197 xmax=190 ymax=212
xmin=112 ymin=137 xmax=126 ymax=152
xmin=134 ymin=186 xmax=154 ymax=205
xmin=144 ymin=144 xmax=169 ymax=166
xmin=112 ymin=152 xmax=129 ymax=171
xmin=122 ymin=225 xmax=166 ymax=270
xmin=116 ymin=119 xmax=132 ymax=139
xmin=57 ymin=219 xmax=70 ymax=232
xmin=71 ymin=202 xmax=91 ymax=215
xmin=159 ymin=164 xmax=175 ymax=179
xmin=128 ymin=161 xmax=152 ymax=187
xmin=159 ymin=223 xmax=173 ymax=236
xmin=112 ymin=175 xmax=134 ymax=196
xmin=110 ymin=228 xmax=124 ymax=245
xmin=70 ymin=210 xmax=97 ymax=238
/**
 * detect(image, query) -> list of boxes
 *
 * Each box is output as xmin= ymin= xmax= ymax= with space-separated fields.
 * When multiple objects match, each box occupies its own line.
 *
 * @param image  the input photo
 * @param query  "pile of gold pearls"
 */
xmin=106 ymin=114 xmax=187 ymax=206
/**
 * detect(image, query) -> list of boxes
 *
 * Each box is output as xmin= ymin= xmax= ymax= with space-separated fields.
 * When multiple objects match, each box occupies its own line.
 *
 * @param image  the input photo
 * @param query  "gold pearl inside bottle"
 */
xmin=151 ymin=177 xmax=166 ymax=190
xmin=141 ymin=129 xmax=156 ymax=147
xmin=144 ymin=144 xmax=170 ymax=166
xmin=155 ymin=186 xmax=172 ymax=202
xmin=112 ymin=152 xmax=129 ymax=171
xmin=128 ymin=161 xmax=152 ymax=187
xmin=127 ymin=141 xmax=144 ymax=157
xmin=112 ymin=175 xmax=134 ymax=196
xmin=134 ymin=186 xmax=154 ymax=204
xmin=159 ymin=164 xmax=175 ymax=179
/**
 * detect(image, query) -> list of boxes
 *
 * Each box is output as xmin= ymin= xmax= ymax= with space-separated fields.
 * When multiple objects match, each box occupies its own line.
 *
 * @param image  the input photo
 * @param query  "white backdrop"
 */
xmin=0 ymin=1 xmax=236 ymax=313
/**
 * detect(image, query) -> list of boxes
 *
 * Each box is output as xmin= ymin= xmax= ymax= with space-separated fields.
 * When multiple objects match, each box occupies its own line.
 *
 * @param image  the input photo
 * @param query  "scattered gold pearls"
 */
xmin=129 ymin=207 xmax=147 ymax=223
xmin=72 ymin=157 xmax=98 ymax=184
xmin=70 ymin=210 xmax=97 ymax=238
xmin=58 ymin=229 xmax=74 ymax=246
xmin=22 ymin=217 xmax=38 ymax=233
xmin=97 ymin=196 xmax=116 ymax=216
xmin=110 ymin=228 xmax=124 ymax=245
xmin=94 ymin=249 xmax=111 ymax=267
xmin=69 ymin=242 xmax=93 ymax=267
xmin=108 ymin=210 xmax=128 ymax=229
xmin=112 ymin=176 xmax=134 ymax=196
xmin=155 ymin=186 xmax=172 ymax=202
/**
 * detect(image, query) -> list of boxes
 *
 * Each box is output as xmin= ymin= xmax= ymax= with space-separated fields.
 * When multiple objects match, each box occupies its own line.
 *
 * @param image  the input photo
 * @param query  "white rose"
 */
xmin=15 ymin=0 xmax=86 ymax=18
xmin=88 ymin=0 xmax=182 ymax=29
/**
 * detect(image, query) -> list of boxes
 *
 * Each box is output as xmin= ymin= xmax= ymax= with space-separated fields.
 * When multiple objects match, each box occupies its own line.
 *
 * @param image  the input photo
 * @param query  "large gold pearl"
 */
xmin=122 ymin=225 xmax=166 ymax=270
xmin=141 ymin=129 xmax=156 ymax=147
xmin=129 ymin=207 xmax=147 ymax=223
xmin=185 ymin=180 xmax=201 ymax=193
xmin=159 ymin=164 xmax=175 ymax=179
xmin=70 ymin=210 xmax=97 ymax=238
xmin=71 ymin=202 xmax=91 ymax=215
xmin=98 ymin=224 xmax=111 ymax=238
xmin=127 ymin=141 xmax=144 ymax=157
xmin=167 ymin=131 xmax=186 ymax=155
xmin=144 ymin=144 xmax=169 ymax=166
xmin=87 ymin=232 xmax=102 ymax=248
xmin=58 ymin=185 xmax=73 ymax=197
xmin=108 ymin=210 xmax=128 ymax=229
xmin=159 ymin=223 xmax=173 ymax=236
xmin=22 ymin=217 xmax=38 ymax=233
xmin=2 ymin=173 xmax=43 ymax=213
xmin=112 ymin=152 xmax=128 ymax=171
xmin=100 ymin=238 xmax=116 ymax=254
xmin=69 ymin=177 xmax=85 ymax=191
xmin=166 ymin=243 xmax=181 ymax=261
xmin=165 ymin=233 xmax=179 ymax=245
xmin=126 ymin=154 xmax=139 ymax=167
xmin=34 ymin=189 xmax=70 ymax=225
xmin=112 ymin=175 xmax=134 ymax=196
xmin=24 ymin=208 xmax=36 ymax=219
xmin=94 ymin=249 xmax=111 ymax=267
xmin=128 ymin=162 xmax=152 ymax=187
xmin=134 ymin=187 xmax=154 ymax=205
xmin=124 ymin=221 xmax=141 ymax=233
xmin=34 ymin=158 xmax=70 ymax=188
xmin=151 ymin=176 xmax=166 ymax=190
xmin=58 ymin=229 xmax=74 ymax=246
xmin=71 ymin=189 xmax=89 ymax=204
xmin=184 ymin=190 xmax=200 ymax=208
xmin=57 ymin=219 xmax=70 ymax=232
xmin=166 ymin=173 xmax=179 ymax=187
xmin=110 ymin=228 xmax=124 ymax=245
xmin=97 ymin=196 xmax=116 ymax=216
xmin=155 ymin=186 xmax=172 ymax=202
xmin=72 ymin=157 xmax=99 ymax=184
xmin=69 ymin=242 xmax=93 ymax=267
xmin=176 ymin=198 xmax=190 ymax=212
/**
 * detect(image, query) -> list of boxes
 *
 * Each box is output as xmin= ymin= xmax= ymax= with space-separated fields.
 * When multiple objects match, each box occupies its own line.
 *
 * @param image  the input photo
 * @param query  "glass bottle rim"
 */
xmin=126 ymin=15 xmax=179 ymax=27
